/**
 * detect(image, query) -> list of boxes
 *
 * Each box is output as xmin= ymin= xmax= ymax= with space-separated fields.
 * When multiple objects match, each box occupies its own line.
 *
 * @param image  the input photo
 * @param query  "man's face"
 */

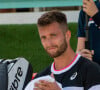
xmin=38 ymin=22 xmax=68 ymax=58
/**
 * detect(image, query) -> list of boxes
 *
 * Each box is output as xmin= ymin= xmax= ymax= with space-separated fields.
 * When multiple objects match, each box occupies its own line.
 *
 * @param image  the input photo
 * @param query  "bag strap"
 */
xmin=0 ymin=63 xmax=8 ymax=90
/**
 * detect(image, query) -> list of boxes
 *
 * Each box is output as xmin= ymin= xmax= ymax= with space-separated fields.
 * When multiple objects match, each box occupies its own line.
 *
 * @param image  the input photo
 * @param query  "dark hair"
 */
xmin=37 ymin=10 xmax=68 ymax=32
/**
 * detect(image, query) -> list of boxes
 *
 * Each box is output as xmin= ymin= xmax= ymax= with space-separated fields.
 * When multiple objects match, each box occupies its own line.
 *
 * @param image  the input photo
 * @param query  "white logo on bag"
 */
xmin=9 ymin=67 xmax=23 ymax=90
xmin=70 ymin=72 xmax=77 ymax=80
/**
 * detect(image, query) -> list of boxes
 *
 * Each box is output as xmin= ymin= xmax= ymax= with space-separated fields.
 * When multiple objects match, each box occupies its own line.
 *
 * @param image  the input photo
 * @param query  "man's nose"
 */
xmin=45 ymin=38 xmax=53 ymax=46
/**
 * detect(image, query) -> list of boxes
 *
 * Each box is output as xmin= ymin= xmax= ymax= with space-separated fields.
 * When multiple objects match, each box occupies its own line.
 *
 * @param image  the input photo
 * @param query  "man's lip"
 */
xmin=47 ymin=47 xmax=56 ymax=50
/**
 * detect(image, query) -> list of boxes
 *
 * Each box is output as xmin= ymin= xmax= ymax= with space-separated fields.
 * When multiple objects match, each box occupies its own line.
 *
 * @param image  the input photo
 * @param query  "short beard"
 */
xmin=45 ymin=38 xmax=67 ymax=58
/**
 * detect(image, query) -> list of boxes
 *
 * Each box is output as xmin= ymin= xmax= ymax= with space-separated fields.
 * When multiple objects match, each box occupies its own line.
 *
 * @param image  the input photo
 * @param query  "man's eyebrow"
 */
xmin=50 ymin=33 xmax=57 ymax=36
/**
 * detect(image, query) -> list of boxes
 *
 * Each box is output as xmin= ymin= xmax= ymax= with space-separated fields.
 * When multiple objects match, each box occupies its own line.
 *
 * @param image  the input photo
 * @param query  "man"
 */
xmin=76 ymin=0 xmax=100 ymax=64
xmin=25 ymin=11 xmax=100 ymax=90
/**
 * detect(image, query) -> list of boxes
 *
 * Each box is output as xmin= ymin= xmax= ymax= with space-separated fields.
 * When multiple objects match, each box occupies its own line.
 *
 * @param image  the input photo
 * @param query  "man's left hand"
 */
xmin=34 ymin=80 xmax=61 ymax=90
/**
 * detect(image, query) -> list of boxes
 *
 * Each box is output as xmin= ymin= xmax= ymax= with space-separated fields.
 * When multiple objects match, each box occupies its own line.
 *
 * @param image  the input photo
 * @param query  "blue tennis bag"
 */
xmin=0 ymin=57 xmax=33 ymax=90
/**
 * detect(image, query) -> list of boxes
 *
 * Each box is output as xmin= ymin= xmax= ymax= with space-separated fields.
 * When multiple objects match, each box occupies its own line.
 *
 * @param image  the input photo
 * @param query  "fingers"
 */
xmin=78 ymin=49 xmax=94 ymax=60
xmin=91 ymin=50 xmax=94 ymax=55
xmin=79 ymin=49 xmax=93 ymax=55
xmin=34 ymin=80 xmax=48 ymax=90
xmin=83 ymin=0 xmax=91 ymax=10
xmin=34 ymin=80 xmax=53 ymax=90
xmin=81 ymin=53 xmax=93 ymax=60
xmin=83 ymin=0 xmax=89 ymax=5
xmin=83 ymin=0 xmax=93 ymax=5
xmin=34 ymin=80 xmax=61 ymax=90
xmin=83 ymin=0 xmax=90 ymax=13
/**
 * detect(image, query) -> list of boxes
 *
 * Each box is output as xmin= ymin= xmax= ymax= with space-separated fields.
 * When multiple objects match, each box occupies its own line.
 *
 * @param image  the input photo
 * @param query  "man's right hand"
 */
xmin=77 ymin=49 xmax=94 ymax=60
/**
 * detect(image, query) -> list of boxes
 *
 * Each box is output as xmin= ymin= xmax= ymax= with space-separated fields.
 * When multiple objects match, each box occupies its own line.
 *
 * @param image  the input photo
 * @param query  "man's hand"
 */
xmin=34 ymin=80 xmax=61 ymax=90
xmin=83 ymin=0 xmax=99 ymax=17
xmin=78 ymin=49 xmax=94 ymax=60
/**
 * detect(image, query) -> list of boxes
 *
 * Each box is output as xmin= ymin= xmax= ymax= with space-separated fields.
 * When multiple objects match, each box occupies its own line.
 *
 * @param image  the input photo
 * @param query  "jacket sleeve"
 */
xmin=77 ymin=10 xmax=86 ymax=37
xmin=92 ymin=11 xmax=100 ymax=27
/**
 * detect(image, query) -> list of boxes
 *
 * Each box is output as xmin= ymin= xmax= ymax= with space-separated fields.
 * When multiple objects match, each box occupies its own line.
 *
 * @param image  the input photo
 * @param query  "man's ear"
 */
xmin=65 ymin=30 xmax=71 ymax=42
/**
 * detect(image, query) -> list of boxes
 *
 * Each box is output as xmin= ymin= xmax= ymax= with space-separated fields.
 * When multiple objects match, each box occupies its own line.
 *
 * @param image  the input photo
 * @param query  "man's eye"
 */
xmin=41 ymin=36 xmax=46 ymax=40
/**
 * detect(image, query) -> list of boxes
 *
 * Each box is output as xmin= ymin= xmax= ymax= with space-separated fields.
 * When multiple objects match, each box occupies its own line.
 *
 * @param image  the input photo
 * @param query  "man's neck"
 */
xmin=54 ymin=47 xmax=76 ymax=70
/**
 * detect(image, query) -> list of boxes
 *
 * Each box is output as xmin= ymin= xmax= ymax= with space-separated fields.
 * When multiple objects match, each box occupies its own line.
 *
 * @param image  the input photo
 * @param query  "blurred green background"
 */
xmin=0 ymin=23 xmax=77 ymax=72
